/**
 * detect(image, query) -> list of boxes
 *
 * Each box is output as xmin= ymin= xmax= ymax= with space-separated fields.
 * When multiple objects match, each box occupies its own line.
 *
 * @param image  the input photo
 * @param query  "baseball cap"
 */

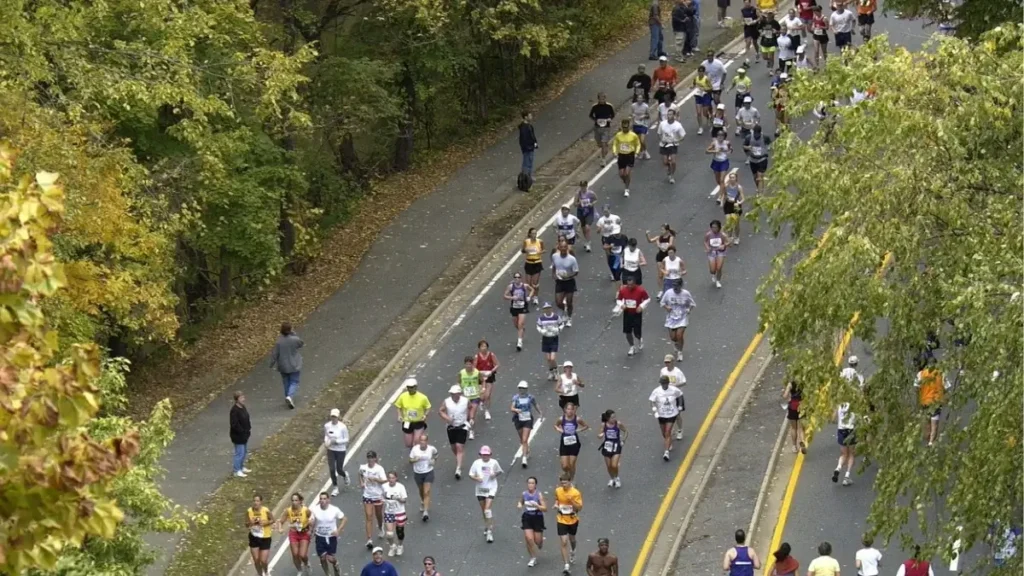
xmin=848 ymin=356 xmax=859 ymax=365
xmin=518 ymin=380 xmax=529 ymax=388
xmin=479 ymin=445 xmax=492 ymax=455
xmin=664 ymin=354 xmax=675 ymax=362
xmin=796 ymin=45 xmax=806 ymax=53
xmin=403 ymin=377 xmax=418 ymax=388
xmin=659 ymin=55 xmax=668 ymax=62
xmin=329 ymin=408 xmax=341 ymax=417
xmin=737 ymin=67 xmax=746 ymax=74
xmin=372 ymin=546 xmax=384 ymax=554
xmin=563 ymin=360 xmax=574 ymax=367
xmin=542 ymin=301 xmax=553 ymax=308
xmin=717 ymin=103 xmax=726 ymax=110
xmin=743 ymin=96 xmax=753 ymax=103
xmin=448 ymin=384 xmax=462 ymax=394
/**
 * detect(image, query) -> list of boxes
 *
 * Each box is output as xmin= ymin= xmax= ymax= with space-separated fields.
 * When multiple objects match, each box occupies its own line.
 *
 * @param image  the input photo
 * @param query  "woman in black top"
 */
xmin=782 ymin=380 xmax=807 ymax=454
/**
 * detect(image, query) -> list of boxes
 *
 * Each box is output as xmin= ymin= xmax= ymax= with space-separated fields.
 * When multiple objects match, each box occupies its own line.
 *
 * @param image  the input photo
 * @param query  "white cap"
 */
xmin=448 ymin=384 xmax=462 ymax=394
xmin=479 ymin=445 xmax=492 ymax=455
xmin=517 ymin=380 xmax=529 ymax=388
xmin=796 ymin=45 xmax=806 ymax=53
xmin=561 ymin=204 xmax=571 ymax=210
xmin=848 ymin=355 xmax=859 ymax=365
xmin=716 ymin=103 xmax=726 ymax=110
xmin=372 ymin=546 xmax=384 ymax=554
xmin=780 ymin=72 xmax=790 ymax=79
xmin=659 ymin=55 xmax=668 ymax=61
xmin=743 ymin=96 xmax=753 ymax=103
xmin=329 ymin=408 xmax=341 ymax=418
xmin=664 ymin=354 xmax=675 ymax=362
xmin=403 ymin=377 xmax=418 ymax=388
xmin=563 ymin=360 xmax=574 ymax=367
xmin=737 ymin=67 xmax=746 ymax=74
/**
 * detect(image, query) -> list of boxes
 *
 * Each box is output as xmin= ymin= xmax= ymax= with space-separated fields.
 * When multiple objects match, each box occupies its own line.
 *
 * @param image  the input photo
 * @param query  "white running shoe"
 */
xmin=676 ymin=350 xmax=683 ymax=361
xmin=379 ymin=527 xmax=386 ymax=539
xmin=234 ymin=471 xmax=247 ymax=478
xmin=528 ymin=558 xmax=538 ymax=567
xmin=522 ymin=455 xmax=528 ymax=468
xmin=344 ymin=472 xmax=351 ymax=486
xmin=330 ymin=486 xmax=339 ymax=497
xmin=638 ymin=338 xmax=644 ymax=350
xmin=484 ymin=410 xmax=492 ymax=421
xmin=715 ymin=280 xmax=723 ymax=289
xmin=614 ymin=477 xmax=622 ymax=488
xmin=734 ymin=237 xmax=741 ymax=245
xmin=455 ymin=468 xmax=462 ymax=480
xmin=566 ymin=317 xmax=572 ymax=327
xmin=285 ymin=396 xmax=295 ymax=409
xmin=486 ymin=530 xmax=494 ymax=543
xmin=663 ymin=450 xmax=671 ymax=461
xmin=669 ymin=176 xmax=675 ymax=184
xmin=242 ymin=467 xmax=252 ymax=473
xmin=570 ymin=550 xmax=576 ymax=564
xmin=388 ymin=544 xmax=396 ymax=557
xmin=608 ymin=478 xmax=615 ymax=487
xmin=365 ymin=539 xmax=373 ymax=550
xmin=628 ymin=345 xmax=636 ymax=356
xmin=697 ymin=127 xmax=704 ymax=135
xmin=468 ymin=429 xmax=475 ymax=440
xmin=675 ymin=429 xmax=684 ymax=440
xmin=517 ymin=338 xmax=523 ymax=351
xmin=842 ymin=477 xmax=853 ymax=486
xmin=624 ymin=188 xmax=630 ymax=197
xmin=396 ymin=545 xmax=404 ymax=556
xmin=585 ymin=243 xmax=592 ymax=252
xmin=532 ymin=296 xmax=539 ymax=305
xmin=656 ymin=290 xmax=663 ymax=299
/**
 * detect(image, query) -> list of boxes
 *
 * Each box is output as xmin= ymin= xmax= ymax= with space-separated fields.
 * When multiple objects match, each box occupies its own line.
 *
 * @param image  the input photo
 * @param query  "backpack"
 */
xmin=517 ymin=171 xmax=533 ymax=192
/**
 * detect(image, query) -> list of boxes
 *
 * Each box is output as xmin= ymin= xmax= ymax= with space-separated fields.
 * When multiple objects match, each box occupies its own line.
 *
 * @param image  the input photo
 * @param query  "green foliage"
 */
xmin=756 ymin=26 xmax=1023 ymax=574
xmin=879 ymin=0 xmax=1023 ymax=39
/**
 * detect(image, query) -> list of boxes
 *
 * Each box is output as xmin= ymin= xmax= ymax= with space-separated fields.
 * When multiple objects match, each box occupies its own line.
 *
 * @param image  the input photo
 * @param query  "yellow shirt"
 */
xmin=757 ymin=0 xmax=777 ymax=10
xmin=394 ymin=391 xmax=431 ymax=422
xmin=286 ymin=506 xmax=310 ymax=532
xmin=694 ymin=75 xmax=713 ymax=93
xmin=247 ymin=506 xmax=271 ymax=538
xmin=611 ymin=131 xmax=641 ymax=156
xmin=523 ymin=239 xmax=544 ymax=263
xmin=459 ymin=368 xmax=481 ymax=399
xmin=554 ymin=486 xmax=583 ymax=525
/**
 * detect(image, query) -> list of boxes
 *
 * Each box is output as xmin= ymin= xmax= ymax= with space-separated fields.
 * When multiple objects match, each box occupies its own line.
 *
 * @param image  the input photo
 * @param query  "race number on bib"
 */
xmin=315 ymin=525 xmax=334 ymax=538
xmin=603 ymin=441 xmax=616 ymax=453
xmin=751 ymin=146 xmax=765 ymax=157
xmin=463 ymin=385 xmax=479 ymax=397
xmin=562 ymin=435 xmax=577 ymax=446
xmin=619 ymin=143 xmax=632 ymax=153
xmin=292 ymin=521 xmax=304 ymax=532
xmin=597 ymin=119 xmax=609 ymax=127
xmin=624 ymin=299 xmax=637 ymax=308
xmin=518 ymin=411 xmax=533 ymax=421
xmin=250 ymin=525 xmax=264 ymax=538
xmin=559 ymin=505 xmax=575 ymax=515
xmin=406 ymin=410 xmax=419 ymax=419
xmin=513 ymin=299 xmax=525 ymax=308
xmin=709 ymin=238 xmax=723 ymax=248
xmin=475 ymin=486 xmax=492 ymax=498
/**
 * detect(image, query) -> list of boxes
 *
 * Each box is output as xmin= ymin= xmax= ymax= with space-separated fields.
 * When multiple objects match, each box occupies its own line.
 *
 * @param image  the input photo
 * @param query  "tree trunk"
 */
xmin=218 ymin=247 xmax=234 ymax=298
xmin=393 ymin=64 xmax=416 ymax=172
xmin=477 ymin=56 xmax=488 ymax=120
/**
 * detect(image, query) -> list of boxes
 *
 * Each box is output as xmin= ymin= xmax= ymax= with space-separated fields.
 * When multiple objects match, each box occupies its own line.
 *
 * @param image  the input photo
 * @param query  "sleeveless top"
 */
xmin=730 ymin=546 xmax=755 ymax=576
xmin=512 ymin=394 xmax=535 ymax=423
xmin=713 ymin=140 xmax=730 ymax=161
xmin=725 ymin=184 xmax=741 ymax=203
xmin=474 ymin=351 xmax=496 ymax=373
xmin=748 ymin=134 xmax=768 ymax=160
xmin=248 ymin=506 xmax=271 ymax=538
xmin=459 ymin=368 xmax=481 ymax=399
xmin=602 ymin=422 xmax=621 ymax=453
xmin=657 ymin=233 xmax=673 ymax=252
xmin=287 ymin=506 xmax=310 ymax=533
xmin=561 ymin=416 xmax=579 ymax=445
xmin=523 ymin=239 xmax=543 ymax=263
xmin=522 ymin=489 xmax=543 ymax=515
xmin=559 ymin=373 xmax=580 ymax=397
xmin=508 ymin=283 xmax=527 ymax=309
xmin=663 ymin=256 xmax=683 ymax=279
xmin=623 ymin=247 xmax=641 ymax=271
xmin=713 ymin=114 xmax=726 ymax=128
xmin=707 ymin=231 xmax=726 ymax=252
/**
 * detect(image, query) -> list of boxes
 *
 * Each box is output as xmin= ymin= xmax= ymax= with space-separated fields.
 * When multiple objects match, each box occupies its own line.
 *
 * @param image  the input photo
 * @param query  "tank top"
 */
xmin=248 ymin=506 xmax=271 ymax=538
xmin=663 ymin=256 xmax=683 ymax=279
xmin=902 ymin=560 xmax=930 ymax=576
xmin=713 ymin=114 xmax=726 ymax=128
xmin=657 ymin=233 xmax=673 ymax=252
xmin=623 ymin=247 xmax=641 ymax=271
xmin=474 ymin=352 xmax=496 ymax=373
xmin=735 ymin=76 xmax=752 ymax=94
xmin=748 ymin=134 xmax=768 ymax=160
xmin=559 ymin=373 xmax=579 ymax=397
xmin=602 ymin=422 xmax=621 ymax=453
xmin=287 ymin=506 xmax=310 ymax=532
xmin=730 ymin=546 xmax=755 ymax=576
xmin=523 ymin=239 xmax=543 ymax=263
xmin=694 ymin=75 xmax=712 ymax=94
xmin=708 ymin=231 xmax=726 ymax=252
xmin=713 ymin=140 xmax=730 ymax=161
xmin=556 ymin=215 xmax=577 ymax=239
xmin=508 ymin=283 xmax=527 ymax=309
xmin=459 ymin=368 xmax=481 ymax=399
xmin=561 ymin=416 xmax=579 ymax=445
xmin=522 ymin=489 xmax=543 ymax=515
xmin=725 ymin=184 xmax=741 ymax=202
xmin=512 ymin=394 xmax=534 ymax=423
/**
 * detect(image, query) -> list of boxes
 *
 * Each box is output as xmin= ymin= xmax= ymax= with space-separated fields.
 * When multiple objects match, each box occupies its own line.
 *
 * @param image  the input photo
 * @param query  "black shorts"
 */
xmin=522 ymin=513 xmax=546 ymax=532
xmin=600 ymin=439 xmax=622 ymax=457
xmin=749 ymin=159 xmax=768 ymax=174
xmin=621 ymin=268 xmax=642 ymax=285
xmin=510 ymin=305 xmax=529 ymax=316
xmin=248 ymin=534 xmax=272 ymax=550
xmin=655 ymin=250 xmax=668 ymax=263
xmin=838 ymin=428 xmax=857 ymax=446
xmin=559 ymin=438 xmax=581 ymax=457
xmin=658 ymin=415 xmax=678 ymax=425
xmin=660 ymin=145 xmax=678 ymax=156
xmin=541 ymin=336 xmax=559 ymax=353
xmin=744 ymin=24 xmax=760 ymax=39
xmin=836 ymin=31 xmax=852 ymax=47
xmin=402 ymin=421 xmax=427 ymax=433
xmin=622 ymin=312 xmax=643 ymax=335
xmin=514 ymin=417 xmax=534 ymax=431
xmin=557 ymin=522 xmax=579 ymax=536
xmin=814 ymin=33 xmax=829 ymax=44
xmin=446 ymin=425 xmax=468 ymax=445
xmin=723 ymin=200 xmax=743 ymax=216
xmin=654 ymin=88 xmax=676 ymax=104
xmin=524 ymin=262 xmax=544 ymax=275
xmin=857 ymin=12 xmax=874 ymax=25
xmin=711 ymin=89 xmax=723 ymax=101
xmin=787 ymin=408 xmax=802 ymax=421
xmin=711 ymin=125 xmax=726 ymax=138
xmin=617 ymin=153 xmax=635 ymax=169
xmin=558 ymin=395 xmax=580 ymax=410
xmin=555 ymin=278 xmax=577 ymax=294
xmin=735 ymin=93 xmax=751 ymax=108
xmin=483 ymin=371 xmax=496 ymax=384
xmin=414 ymin=470 xmax=435 ymax=485
xmin=577 ymin=209 xmax=595 ymax=225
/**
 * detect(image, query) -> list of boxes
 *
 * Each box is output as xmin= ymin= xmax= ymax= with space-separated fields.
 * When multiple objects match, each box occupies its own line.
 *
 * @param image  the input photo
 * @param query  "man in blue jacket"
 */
xmin=360 ymin=547 xmax=399 ymax=576
xmin=518 ymin=111 xmax=539 ymax=177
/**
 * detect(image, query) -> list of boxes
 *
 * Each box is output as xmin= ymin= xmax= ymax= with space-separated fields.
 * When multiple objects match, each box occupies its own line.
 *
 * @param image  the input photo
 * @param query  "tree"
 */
xmin=879 ymin=0 xmax=1023 ymax=39
xmin=755 ymin=26 xmax=1023 ymax=573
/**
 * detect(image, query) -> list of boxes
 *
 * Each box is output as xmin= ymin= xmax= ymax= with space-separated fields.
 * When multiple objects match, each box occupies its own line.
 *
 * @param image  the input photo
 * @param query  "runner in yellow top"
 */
xmin=611 ymin=119 xmax=641 ymax=198
xmin=394 ymin=377 xmax=431 ymax=448
xmin=246 ymin=494 xmax=274 ymax=576
xmin=757 ymin=0 xmax=777 ymax=11
xmin=277 ymin=492 xmax=312 ymax=574
xmin=458 ymin=356 xmax=483 ymax=439
xmin=521 ymin=227 xmax=545 ymax=305
xmin=554 ymin=474 xmax=584 ymax=574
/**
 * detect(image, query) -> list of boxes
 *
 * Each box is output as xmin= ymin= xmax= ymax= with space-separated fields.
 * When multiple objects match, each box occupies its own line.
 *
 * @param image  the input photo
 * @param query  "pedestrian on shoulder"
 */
xmin=649 ymin=0 xmax=665 ymax=59
xmin=519 ymin=111 xmax=539 ymax=177
xmin=229 ymin=391 xmax=251 ymax=478
xmin=271 ymin=321 xmax=304 ymax=409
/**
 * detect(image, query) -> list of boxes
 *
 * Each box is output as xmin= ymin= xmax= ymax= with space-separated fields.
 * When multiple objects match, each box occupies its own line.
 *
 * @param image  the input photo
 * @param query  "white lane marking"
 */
xmin=950 ymin=525 xmax=963 ymax=571
xmin=709 ymin=167 xmax=740 ymax=198
xmin=509 ymin=417 xmax=545 ymax=468
xmin=427 ymin=349 xmax=436 ymax=359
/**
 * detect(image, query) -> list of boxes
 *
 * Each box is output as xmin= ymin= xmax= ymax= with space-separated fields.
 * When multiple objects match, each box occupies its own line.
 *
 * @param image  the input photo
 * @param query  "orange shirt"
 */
xmin=857 ymin=0 xmax=877 ymax=14
xmin=652 ymin=66 xmax=678 ymax=90
xmin=917 ymin=369 xmax=944 ymax=406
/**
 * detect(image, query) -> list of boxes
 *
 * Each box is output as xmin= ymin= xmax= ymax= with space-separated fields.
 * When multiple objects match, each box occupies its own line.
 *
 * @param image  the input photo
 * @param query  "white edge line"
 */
xmin=949 ymin=525 xmax=963 ymax=571
xmin=509 ymin=417 xmax=546 ymax=467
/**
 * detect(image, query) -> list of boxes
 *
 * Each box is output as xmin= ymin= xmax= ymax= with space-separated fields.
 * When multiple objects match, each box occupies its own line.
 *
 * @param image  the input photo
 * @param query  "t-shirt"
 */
xmin=660 ymin=366 xmax=686 ymax=387
xmin=650 ymin=385 xmax=684 ymax=418
xmin=409 ymin=444 xmax=438 ymax=474
xmin=661 ymin=289 xmax=696 ymax=323
xmin=777 ymin=35 xmax=795 ymax=60
xmin=552 ymin=252 xmax=579 ymax=279
xmin=382 ymin=482 xmax=408 ymax=515
xmin=798 ymin=0 xmax=817 ymax=19
xmin=554 ymin=486 xmax=583 ymax=524
xmin=652 ymin=66 xmax=679 ymax=89
xmin=612 ymin=131 xmax=642 ymax=155
xmin=830 ymin=10 xmax=855 ymax=32
xmin=915 ymin=369 xmax=946 ymax=406
xmin=658 ymin=120 xmax=686 ymax=146
xmin=596 ymin=214 xmax=622 ymax=236
xmin=856 ymin=547 xmax=883 ymax=576
xmin=840 ymin=367 xmax=865 ymax=387
xmin=744 ymin=134 xmax=771 ymax=159
xmin=443 ymin=396 xmax=470 ymax=427
xmin=311 ymin=504 xmax=344 ymax=538
xmin=555 ymin=214 xmax=581 ymax=239
xmin=809 ymin=555 xmax=841 ymax=576
xmin=394 ymin=392 xmax=430 ymax=423
xmin=857 ymin=0 xmax=877 ymax=14
xmin=628 ymin=73 xmax=652 ymax=101
xmin=469 ymin=458 xmax=503 ymax=497
xmin=702 ymin=59 xmax=727 ymax=90
xmin=324 ymin=421 xmax=349 ymax=452
xmin=736 ymin=106 xmax=760 ymax=128
xmin=781 ymin=15 xmax=803 ymax=34
xmin=605 ymin=234 xmax=628 ymax=255
xmin=741 ymin=5 xmax=759 ymax=25
xmin=590 ymin=103 xmax=616 ymax=127
xmin=359 ymin=463 xmax=387 ymax=499
xmin=617 ymin=285 xmax=650 ymax=313
xmin=837 ymin=402 xmax=856 ymax=429
xmin=632 ymin=102 xmax=651 ymax=127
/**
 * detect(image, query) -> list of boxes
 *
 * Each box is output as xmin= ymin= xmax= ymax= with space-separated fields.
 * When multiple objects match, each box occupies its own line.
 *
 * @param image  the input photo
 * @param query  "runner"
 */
xmin=729 ymin=69 xmax=754 ymax=130
xmin=505 ymin=272 xmax=534 ymax=351
xmin=518 ymin=476 xmax=549 ymax=567
xmin=631 ymin=95 xmax=652 ymax=160
xmin=794 ymin=45 xmax=812 ymax=70
xmin=555 ymin=402 xmax=590 ymax=480
xmin=810 ymin=5 xmax=829 ymax=66
xmin=915 ymin=361 xmax=948 ymax=446
xmin=394 ymin=378 xmax=430 ymax=448
xmin=650 ymin=375 xmax=684 ymax=460
xmin=741 ymin=0 xmax=761 ymax=60
xmin=781 ymin=7 xmax=805 ymax=38
xmin=469 ymin=445 xmax=503 ymax=543
xmin=556 ymin=360 xmax=585 ymax=410
xmin=474 ymin=340 xmax=500 ymax=421
xmin=552 ymin=240 xmax=580 ymax=326
xmin=361 ymin=547 xmax=398 ymax=576
xmin=651 ymin=56 xmax=679 ymax=106
xmin=777 ymin=30 xmax=796 ymax=72
xmin=856 ymin=0 xmax=876 ymax=41
xmin=772 ymin=543 xmax=800 ymax=576
xmin=603 ymin=225 xmax=629 ymax=283
xmin=324 ymin=408 xmax=350 ymax=497
xmin=661 ymin=352 xmax=689 ymax=439
xmin=611 ymin=119 xmax=641 ymax=197
xmin=537 ymin=302 xmax=563 ymax=380
xmin=457 ymin=356 xmax=482 ymax=440
xmin=797 ymin=0 xmax=817 ymax=35
xmin=589 ymin=93 xmax=616 ymax=164
xmin=702 ymin=50 xmax=728 ymax=105
xmin=711 ymin=103 xmax=729 ymax=138
xmin=359 ymin=451 xmax=387 ymax=549
xmin=621 ymin=237 xmax=646 ymax=287
xmin=808 ymin=542 xmax=841 ymax=576
xmin=830 ymin=3 xmax=855 ymax=51
xmin=840 ymin=355 xmax=864 ymax=387
xmin=587 ymin=538 xmax=619 ymax=576
xmin=661 ymin=279 xmax=695 ymax=362
xmin=438 ymin=385 xmax=470 ymax=479
xmin=706 ymin=130 xmax=733 ymax=192
xmin=720 ymin=172 xmax=746 ymax=243
xmin=782 ymin=380 xmax=807 ymax=454
xmin=596 ymin=206 xmax=622 ymax=252
xmin=246 ymin=495 xmax=274 ymax=576
xmin=554 ymin=474 xmax=584 ymax=575
xmin=856 ymin=534 xmax=883 ymax=576
xmin=598 ymin=409 xmax=628 ymax=488
xmin=771 ymin=73 xmax=791 ymax=137
xmin=408 ymin=434 xmax=438 ymax=522
xmin=704 ymin=220 xmax=732 ymax=288
xmin=382 ymin=471 xmax=409 ymax=556
xmin=833 ymin=399 xmax=857 ymax=486
xmin=511 ymin=381 xmax=542 ymax=467
xmin=734 ymin=97 xmax=760 ymax=151
xmin=626 ymin=64 xmax=652 ymax=102
xmin=895 ymin=546 xmax=934 ymax=576
xmin=522 ymin=228 xmax=545 ymax=305
xmin=723 ymin=529 xmax=762 ymax=576
xmin=555 ymin=205 xmax=582 ymax=250
xmin=744 ymin=125 xmax=771 ymax=194
xmin=759 ymin=11 xmax=781 ymax=70
xmin=614 ymin=274 xmax=651 ymax=356
xmin=575 ymin=181 xmax=598 ymax=252
xmin=310 ymin=492 xmax=346 ymax=576
xmin=647 ymin=225 xmax=677 ymax=297
xmin=421 ymin=556 xmax=441 ymax=576
xmin=278 ymin=492 xmax=312 ymax=575
xmin=657 ymin=107 xmax=687 ymax=183
xmin=693 ymin=66 xmax=714 ymax=135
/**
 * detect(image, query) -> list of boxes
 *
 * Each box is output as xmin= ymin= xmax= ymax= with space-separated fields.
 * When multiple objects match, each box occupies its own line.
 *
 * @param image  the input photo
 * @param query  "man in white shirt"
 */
xmin=650 ymin=375 xmax=684 ymax=461
xmin=855 ymin=534 xmax=883 ymax=576
xmin=555 ymin=205 xmax=582 ymax=246
xmin=734 ymin=97 xmax=761 ymax=142
xmin=660 ymin=354 xmax=687 ymax=439
xmin=701 ymin=50 xmax=728 ymax=104
xmin=781 ymin=8 xmax=804 ymax=37
xmin=834 ymin=401 xmax=857 ymax=486
xmin=438 ymin=385 xmax=470 ymax=479
xmin=839 ymin=355 xmax=865 ymax=387
xmin=469 ymin=445 xmax=503 ymax=543
xmin=310 ymin=491 xmax=347 ymax=576
xmin=657 ymin=108 xmax=687 ymax=183
xmin=596 ymin=206 xmax=623 ymax=247
xmin=408 ymin=434 xmax=438 ymax=521
xmin=830 ymin=4 xmax=856 ymax=49
xmin=324 ymin=408 xmax=351 ymax=496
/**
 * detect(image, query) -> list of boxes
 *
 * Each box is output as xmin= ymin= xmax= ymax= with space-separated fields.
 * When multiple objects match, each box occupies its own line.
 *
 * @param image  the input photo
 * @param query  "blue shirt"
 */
xmin=361 ymin=561 xmax=399 ymax=576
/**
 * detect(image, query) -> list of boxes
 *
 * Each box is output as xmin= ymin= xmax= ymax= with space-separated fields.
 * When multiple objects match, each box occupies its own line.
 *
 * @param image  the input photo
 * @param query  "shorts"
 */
xmin=314 ymin=535 xmax=338 ymax=557
xmin=750 ymin=159 xmax=768 ymax=174
xmin=711 ymin=89 xmax=723 ymax=101
xmin=621 ymin=268 xmax=642 ymax=285
xmin=557 ymin=522 xmax=579 ymax=536
xmin=476 ymin=494 xmax=494 ymax=502
xmin=558 ymin=394 xmax=580 ymax=410
xmin=711 ymin=159 xmax=730 ymax=173
xmin=926 ymin=405 xmax=942 ymax=420
xmin=660 ymin=145 xmax=679 ymax=156
xmin=723 ymin=200 xmax=742 ymax=216
xmin=510 ymin=305 xmax=529 ymax=316
xmin=469 ymin=398 xmax=482 ymax=405
xmin=711 ymin=125 xmax=726 ymax=138
xmin=837 ymin=428 xmax=857 ymax=446
xmin=414 ymin=470 xmax=435 ymax=486
xmin=600 ymin=439 xmax=622 ymax=457
xmin=786 ymin=401 xmax=801 ymax=420
xmin=761 ymin=44 xmax=777 ymax=53
xmin=654 ymin=88 xmax=676 ymax=104
xmin=402 ymin=421 xmax=427 ymax=433
xmin=541 ymin=336 xmax=559 ymax=353
xmin=835 ymin=31 xmax=852 ymax=47
xmin=521 ymin=513 xmax=546 ymax=532
xmin=577 ymin=208 xmax=595 ymax=225
xmin=514 ymin=416 xmax=535 ymax=431
xmin=622 ymin=312 xmax=643 ymax=335
xmin=658 ymin=415 xmax=678 ymax=425
xmin=289 ymin=529 xmax=311 ymax=544
xmin=695 ymin=93 xmax=713 ymax=107
xmin=633 ymin=125 xmax=649 ymax=135
xmin=594 ymin=124 xmax=612 ymax=144
xmin=857 ymin=12 xmax=874 ymax=25
xmin=814 ymin=33 xmax=829 ymax=44
xmin=248 ymin=534 xmax=272 ymax=550
xmin=744 ymin=24 xmax=760 ymax=39
xmin=617 ymin=153 xmax=636 ymax=169
xmin=734 ymin=93 xmax=751 ymax=108
xmin=482 ymin=371 xmax=496 ymax=384
xmin=524 ymin=261 xmax=544 ymax=275
xmin=383 ymin=512 xmax=407 ymax=525
xmin=655 ymin=250 xmax=668 ymax=263
xmin=559 ymin=438 xmax=582 ymax=457
xmin=707 ymin=250 xmax=726 ymax=261
xmin=563 ymin=235 xmax=577 ymax=245
xmin=555 ymin=278 xmax=577 ymax=294
xmin=665 ymin=313 xmax=689 ymax=330
xmin=446 ymin=425 xmax=468 ymax=445
xmin=363 ymin=497 xmax=383 ymax=506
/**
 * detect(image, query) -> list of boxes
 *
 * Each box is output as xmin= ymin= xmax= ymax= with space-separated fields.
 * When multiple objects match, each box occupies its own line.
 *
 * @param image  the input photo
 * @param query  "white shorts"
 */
xmin=665 ymin=316 xmax=689 ymax=330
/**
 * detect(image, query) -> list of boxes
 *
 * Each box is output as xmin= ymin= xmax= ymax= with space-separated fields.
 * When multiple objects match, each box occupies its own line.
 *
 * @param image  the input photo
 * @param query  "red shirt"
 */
xmin=652 ymin=66 xmax=678 ymax=90
xmin=798 ymin=0 xmax=815 ymax=19
xmin=617 ymin=285 xmax=650 ymax=313
xmin=474 ymin=351 xmax=497 ymax=372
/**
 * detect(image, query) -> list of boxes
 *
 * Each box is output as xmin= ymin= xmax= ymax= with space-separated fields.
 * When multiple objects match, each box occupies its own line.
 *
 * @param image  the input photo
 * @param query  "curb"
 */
xmin=748 ymin=400 xmax=790 ymax=539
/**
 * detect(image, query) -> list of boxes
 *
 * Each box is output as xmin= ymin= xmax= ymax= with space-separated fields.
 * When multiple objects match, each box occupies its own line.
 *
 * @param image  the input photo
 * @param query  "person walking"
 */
xmin=519 ymin=111 xmax=539 ymax=178
xmin=649 ymin=0 xmax=665 ymax=59
xmin=230 ymin=391 xmax=252 ymax=478
xmin=271 ymin=321 xmax=304 ymax=409
xmin=324 ymin=408 xmax=350 ymax=496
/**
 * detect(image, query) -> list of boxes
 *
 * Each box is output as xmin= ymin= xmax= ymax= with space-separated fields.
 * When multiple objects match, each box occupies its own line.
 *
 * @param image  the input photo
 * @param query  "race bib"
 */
xmin=597 ymin=119 xmax=609 ymax=127
xmin=713 ymin=118 xmax=724 ymax=126
xmin=513 ymin=299 xmax=525 ymax=308
xmin=670 ymin=308 xmax=684 ymax=320
xmin=291 ymin=521 xmax=304 ymax=532
xmin=406 ymin=409 xmax=419 ymax=419
xmin=402 ymin=421 xmax=411 ymax=431
xmin=315 ymin=524 xmax=333 ymax=537
xmin=696 ymin=89 xmax=706 ymax=96
xmin=250 ymin=524 xmax=264 ymax=538
xmin=603 ymin=441 xmax=616 ymax=453
xmin=527 ymin=246 xmax=539 ymax=254
xmin=518 ymin=411 xmax=533 ymax=421
xmin=744 ymin=17 xmax=755 ymax=24
xmin=463 ymin=384 xmax=479 ymax=397
xmin=709 ymin=238 xmax=723 ymax=248
xmin=385 ymin=498 xmax=401 ymax=513
xmin=659 ymin=400 xmax=677 ymax=417
xmin=581 ymin=198 xmax=592 ymax=207
xmin=559 ymin=505 xmax=575 ymax=515
xmin=562 ymin=435 xmax=577 ymax=446
xmin=813 ymin=27 xmax=825 ymax=34
xmin=475 ymin=485 xmax=492 ymax=497
xmin=751 ymin=146 xmax=765 ymax=156
xmin=618 ymin=142 xmax=633 ymax=153
xmin=624 ymin=299 xmax=637 ymax=308
xmin=524 ymin=500 xmax=538 ymax=510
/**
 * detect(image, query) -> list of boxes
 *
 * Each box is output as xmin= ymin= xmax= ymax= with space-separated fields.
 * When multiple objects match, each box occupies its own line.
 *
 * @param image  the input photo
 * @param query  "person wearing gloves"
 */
xmin=613 ymin=274 xmax=651 ymax=357
xmin=324 ymin=408 xmax=351 ymax=496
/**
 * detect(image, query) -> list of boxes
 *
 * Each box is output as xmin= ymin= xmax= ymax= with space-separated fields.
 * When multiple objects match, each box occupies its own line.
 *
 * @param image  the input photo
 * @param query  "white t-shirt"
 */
xmin=777 ymin=35 xmax=795 ymax=61
xmin=310 ymin=504 xmax=344 ymax=538
xmin=650 ymin=385 xmax=684 ymax=418
xmin=830 ymin=10 xmax=855 ymax=32
xmin=837 ymin=403 xmax=856 ymax=430
xmin=840 ymin=367 xmax=865 ymax=388
xmin=658 ymin=119 xmax=686 ymax=146
xmin=443 ymin=396 xmax=470 ymax=428
xmin=555 ymin=214 xmax=580 ymax=240
xmin=558 ymin=372 xmax=580 ymax=397
xmin=782 ymin=15 xmax=803 ymax=35
xmin=596 ymin=214 xmax=622 ymax=236
xmin=324 ymin=421 xmax=349 ymax=452
xmin=382 ymin=482 xmax=408 ymax=515
xmin=469 ymin=458 xmax=503 ymax=498
xmin=409 ymin=444 xmax=438 ymax=474
xmin=660 ymin=366 xmax=687 ymax=387
xmin=856 ymin=547 xmax=883 ymax=576
xmin=632 ymin=101 xmax=650 ymax=127
xmin=359 ymin=463 xmax=387 ymax=499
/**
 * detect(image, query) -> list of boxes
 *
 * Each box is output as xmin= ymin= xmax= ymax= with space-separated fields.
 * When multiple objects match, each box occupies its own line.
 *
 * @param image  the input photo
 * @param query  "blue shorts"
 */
xmin=695 ymin=93 xmax=713 ymax=107
xmin=577 ymin=208 xmax=594 ymax=224
xmin=541 ymin=336 xmax=559 ymax=354
xmin=711 ymin=159 xmax=730 ymax=173
xmin=315 ymin=535 xmax=338 ymax=557
xmin=632 ymin=125 xmax=649 ymax=135
xmin=838 ymin=428 xmax=857 ymax=446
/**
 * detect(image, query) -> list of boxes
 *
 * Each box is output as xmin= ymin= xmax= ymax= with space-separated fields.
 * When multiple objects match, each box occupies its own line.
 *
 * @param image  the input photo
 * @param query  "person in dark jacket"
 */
xmin=229 ymin=391 xmax=252 ymax=477
xmin=271 ymin=321 xmax=304 ymax=409
xmin=671 ymin=0 xmax=696 ymax=60
xmin=519 ymin=111 xmax=539 ymax=177
xmin=627 ymin=64 xmax=653 ymax=102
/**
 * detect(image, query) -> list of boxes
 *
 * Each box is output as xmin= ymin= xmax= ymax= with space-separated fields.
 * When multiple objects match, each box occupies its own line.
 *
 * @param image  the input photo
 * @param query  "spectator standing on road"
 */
xmin=691 ymin=0 xmax=702 ymax=50
xmin=649 ymin=0 xmax=664 ymax=59
xmin=724 ymin=529 xmax=762 ymax=576
xmin=229 ymin=391 xmax=252 ymax=478
xmin=271 ymin=321 xmax=304 ymax=409
xmin=324 ymin=408 xmax=350 ymax=496
xmin=716 ymin=0 xmax=730 ymax=28
xmin=771 ymin=543 xmax=800 ymax=576
xmin=519 ymin=111 xmax=539 ymax=178
xmin=360 ymin=547 xmax=399 ymax=576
